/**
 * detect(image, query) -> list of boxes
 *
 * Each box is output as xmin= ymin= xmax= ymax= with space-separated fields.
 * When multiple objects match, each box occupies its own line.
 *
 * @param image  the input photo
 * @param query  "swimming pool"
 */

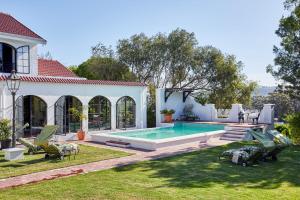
xmin=112 ymin=123 xmax=225 ymax=140
xmin=91 ymin=123 xmax=226 ymax=150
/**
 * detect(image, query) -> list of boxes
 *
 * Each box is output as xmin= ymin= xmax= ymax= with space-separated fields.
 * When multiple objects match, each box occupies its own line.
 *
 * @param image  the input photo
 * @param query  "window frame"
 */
xmin=0 ymin=42 xmax=16 ymax=73
xmin=116 ymin=96 xmax=136 ymax=129
xmin=16 ymin=45 xmax=30 ymax=74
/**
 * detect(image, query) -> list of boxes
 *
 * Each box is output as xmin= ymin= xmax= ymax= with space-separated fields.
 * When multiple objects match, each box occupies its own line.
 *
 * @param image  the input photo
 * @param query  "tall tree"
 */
xmin=251 ymin=92 xmax=299 ymax=121
xmin=194 ymin=46 xmax=257 ymax=109
xmin=74 ymin=56 xmax=136 ymax=81
xmin=117 ymin=29 xmax=202 ymax=88
xmin=71 ymin=43 xmax=136 ymax=81
xmin=267 ymin=0 xmax=300 ymax=100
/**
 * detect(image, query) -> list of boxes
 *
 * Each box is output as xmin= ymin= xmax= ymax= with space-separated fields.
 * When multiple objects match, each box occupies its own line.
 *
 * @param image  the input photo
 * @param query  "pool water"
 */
xmin=112 ymin=123 xmax=225 ymax=140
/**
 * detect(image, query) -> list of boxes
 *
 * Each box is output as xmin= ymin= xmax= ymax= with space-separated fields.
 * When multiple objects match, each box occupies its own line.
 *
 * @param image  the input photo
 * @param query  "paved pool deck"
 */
xmin=0 ymin=138 xmax=231 ymax=190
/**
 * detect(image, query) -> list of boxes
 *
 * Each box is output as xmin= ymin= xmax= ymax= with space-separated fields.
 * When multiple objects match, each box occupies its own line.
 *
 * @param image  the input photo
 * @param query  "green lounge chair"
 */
xmin=18 ymin=125 xmax=59 ymax=154
xmin=220 ymin=128 xmax=291 ymax=166
xmin=34 ymin=125 xmax=59 ymax=147
xmin=249 ymin=129 xmax=289 ymax=161
xmin=267 ymin=130 xmax=292 ymax=146
xmin=18 ymin=138 xmax=41 ymax=154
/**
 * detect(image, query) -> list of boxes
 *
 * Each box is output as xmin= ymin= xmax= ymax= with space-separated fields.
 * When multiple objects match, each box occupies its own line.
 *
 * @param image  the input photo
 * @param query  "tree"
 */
xmin=194 ymin=46 xmax=257 ymax=109
xmin=91 ymin=42 xmax=115 ymax=58
xmin=69 ymin=65 xmax=78 ymax=74
xmin=117 ymin=29 xmax=206 ymax=89
xmin=267 ymin=0 xmax=300 ymax=100
xmin=78 ymin=30 xmax=256 ymax=127
xmin=251 ymin=92 xmax=297 ymax=121
xmin=72 ymin=43 xmax=136 ymax=81
xmin=117 ymin=30 xmax=256 ymax=100
xmin=74 ymin=56 xmax=136 ymax=81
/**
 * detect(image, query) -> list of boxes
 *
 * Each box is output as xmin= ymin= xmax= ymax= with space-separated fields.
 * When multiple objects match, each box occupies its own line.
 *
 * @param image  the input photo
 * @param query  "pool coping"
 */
xmin=90 ymin=123 xmax=226 ymax=150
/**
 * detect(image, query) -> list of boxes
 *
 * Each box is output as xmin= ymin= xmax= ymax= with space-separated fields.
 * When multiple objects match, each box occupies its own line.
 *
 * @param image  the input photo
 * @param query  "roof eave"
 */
xmin=0 ymin=32 xmax=47 ymax=45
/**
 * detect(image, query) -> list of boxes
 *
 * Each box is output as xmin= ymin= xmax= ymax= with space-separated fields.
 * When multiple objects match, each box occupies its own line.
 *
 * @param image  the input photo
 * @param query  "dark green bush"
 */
xmin=275 ymin=124 xmax=291 ymax=137
xmin=285 ymin=113 xmax=300 ymax=145
xmin=0 ymin=119 xmax=11 ymax=141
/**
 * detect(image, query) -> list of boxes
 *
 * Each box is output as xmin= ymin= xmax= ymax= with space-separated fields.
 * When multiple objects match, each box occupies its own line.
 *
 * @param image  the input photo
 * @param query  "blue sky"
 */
xmin=2 ymin=0 xmax=284 ymax=86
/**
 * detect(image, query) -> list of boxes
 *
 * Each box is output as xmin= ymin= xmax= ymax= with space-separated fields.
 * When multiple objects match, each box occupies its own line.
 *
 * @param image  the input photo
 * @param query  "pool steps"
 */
xmin=220 ymin=125 xmax=264 ymax=141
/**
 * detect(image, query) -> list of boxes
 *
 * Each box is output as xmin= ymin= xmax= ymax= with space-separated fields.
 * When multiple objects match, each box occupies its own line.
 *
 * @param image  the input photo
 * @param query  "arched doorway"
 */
xmin=0 ymin=43 xmax=16 ymax=73
xmin=55 ymin=96 xmax=82 ymax=134
xmin=116 ymin=96 xmax=136 ymax=129
xmin=88 ymin=96 xmax=111 ymax=131
xmin=16 ymin=95 xmax=47 ymax=138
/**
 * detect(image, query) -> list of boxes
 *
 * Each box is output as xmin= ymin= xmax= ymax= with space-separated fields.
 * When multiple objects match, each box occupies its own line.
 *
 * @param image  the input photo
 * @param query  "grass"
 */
xmin=0 ymin=144 xmax=130 ymax=179
xmin=1 ymin=142 xmax=300 ymax=200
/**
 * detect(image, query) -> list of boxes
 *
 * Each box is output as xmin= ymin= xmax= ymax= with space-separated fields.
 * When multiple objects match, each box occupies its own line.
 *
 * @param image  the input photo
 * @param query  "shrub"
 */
xmin=275 ymin=124 xmax=291 ymax=137
xmin=0 ymin=119 xmax=11 ymax=141
xmin=285 ymin=113 xmax=300 ymax=145
xmin=160 ymin=109 xmax=175 ymax=115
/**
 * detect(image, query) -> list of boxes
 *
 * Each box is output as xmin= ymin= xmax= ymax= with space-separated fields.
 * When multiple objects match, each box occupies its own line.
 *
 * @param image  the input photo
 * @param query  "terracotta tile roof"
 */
xmin=0 ymin=12 xmax=46 ymax=42
xmin=0 ymin=74 xmax=147 ymax=87
xmin=38 ymin=59 xmax=78 ymax=78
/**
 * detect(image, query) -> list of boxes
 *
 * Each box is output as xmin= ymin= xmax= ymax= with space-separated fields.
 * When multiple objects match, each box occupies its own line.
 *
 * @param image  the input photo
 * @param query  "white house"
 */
xmin=0 ymin=13 xmax=147 ymax=140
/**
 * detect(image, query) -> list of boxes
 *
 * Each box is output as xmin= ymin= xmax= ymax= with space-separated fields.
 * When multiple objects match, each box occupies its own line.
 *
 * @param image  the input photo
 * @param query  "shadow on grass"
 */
xmin=0 ymin=154 xmax=63 ymax=168
xmin=114 ymin=142 xmax=300 ymax=189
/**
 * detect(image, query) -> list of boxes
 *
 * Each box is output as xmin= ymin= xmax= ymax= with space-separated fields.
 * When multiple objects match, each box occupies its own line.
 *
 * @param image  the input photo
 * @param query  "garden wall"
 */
xmin=156 ymin=88 xmax=274 ymax=126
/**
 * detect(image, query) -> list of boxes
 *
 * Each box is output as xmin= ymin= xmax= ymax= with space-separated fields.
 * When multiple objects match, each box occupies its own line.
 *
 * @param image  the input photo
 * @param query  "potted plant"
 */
xmin=69 ymin=107 xmax=86 ymax=140
xmin=160 ymin=109 xmax=175 ymax=123
xmin=0 ymin=119 xmax=12 ymax=149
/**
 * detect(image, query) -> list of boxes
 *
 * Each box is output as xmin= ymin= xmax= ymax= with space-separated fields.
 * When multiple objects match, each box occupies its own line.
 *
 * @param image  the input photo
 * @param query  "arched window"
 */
xmin=0 ymin=43 xmax=16 ymax=73
xmin=55 ymin=96 xmax=82 ymax=135
xmin=15 ymin=95 xmax=47 ymax=138
xmin=88 ymin=96 xmax=111 ymax=131
xmin=116 ymin=96 xmax=136 ymax=129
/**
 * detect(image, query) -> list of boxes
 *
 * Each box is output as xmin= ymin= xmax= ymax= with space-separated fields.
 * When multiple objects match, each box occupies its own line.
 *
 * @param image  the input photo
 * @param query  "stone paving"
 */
xmin=0 ymin=137 xmax=231 ymax=189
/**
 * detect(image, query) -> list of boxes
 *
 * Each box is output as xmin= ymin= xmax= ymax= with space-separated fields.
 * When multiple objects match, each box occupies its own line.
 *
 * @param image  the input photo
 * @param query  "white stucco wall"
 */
xmin=0 ymin=81 xmax=148 ymax=138
xmin=156 ymin=88 xmax=274 ymax=126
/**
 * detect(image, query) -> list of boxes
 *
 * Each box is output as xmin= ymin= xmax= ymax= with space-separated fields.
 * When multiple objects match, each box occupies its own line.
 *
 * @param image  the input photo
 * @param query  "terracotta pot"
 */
xmin=164 ymin=114 xmax=173 ymax=123
xmin=77 ymin=130 xmax=85 ymax=140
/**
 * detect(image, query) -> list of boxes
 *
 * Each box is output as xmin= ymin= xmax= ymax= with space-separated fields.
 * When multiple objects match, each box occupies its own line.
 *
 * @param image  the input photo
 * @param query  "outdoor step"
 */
xmin=105 ymin=141 xmax=131 ymax=148
xmin=225 ymin=127 xmax=250 ymax=131
xmin=219 ymin=137 xmax=242 ymax=141
xmin=225 ymin=130 xmax=247 ymax=135
xmin=222 ymin=133 xmax=245 ymax=138
xmin=222 ymin=133 xmax=245 ymax=139
xmin=226 ymin=128 xmax=248 ymax=132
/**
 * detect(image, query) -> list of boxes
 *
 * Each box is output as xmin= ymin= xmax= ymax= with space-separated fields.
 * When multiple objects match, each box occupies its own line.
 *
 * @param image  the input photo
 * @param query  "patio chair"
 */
xmin=18 ymin=125 xmax=59 ymax=154
xmin=238 ymin=111 xmax=245 ymax=123
xmin=262 ymin=130 xmax=292 ymax=160
xmin=266 ymin=130 xmax=292 ymax=146
xmin=248 ymin=112 xmax=260 ymax=124
xmin=44 ymin=143 xmax=79 ymax=160
xmin=248 ymin=129 xmax=278 ymax=160
xmin=34 ymin=125 xmax=59 ymax=147
xmin=243 ymin=129 xmax=291 ymax=161
xmin=219 ymin=128 xmax=291 ymax=166
xmin=18 ymin=138 xmax=42 ymax=154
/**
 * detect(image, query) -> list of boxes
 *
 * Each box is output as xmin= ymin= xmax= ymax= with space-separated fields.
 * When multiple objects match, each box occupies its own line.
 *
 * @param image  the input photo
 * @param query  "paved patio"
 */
xmin=0 ymin=137 xmax=231 ymax=189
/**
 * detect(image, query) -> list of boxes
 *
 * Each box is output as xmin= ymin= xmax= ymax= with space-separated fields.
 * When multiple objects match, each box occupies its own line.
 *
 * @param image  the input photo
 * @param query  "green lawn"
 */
xmin=1 ymin=142 xmax=300 ymax=200
xmin=0 ymin=144 xmax=130 ymax=179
